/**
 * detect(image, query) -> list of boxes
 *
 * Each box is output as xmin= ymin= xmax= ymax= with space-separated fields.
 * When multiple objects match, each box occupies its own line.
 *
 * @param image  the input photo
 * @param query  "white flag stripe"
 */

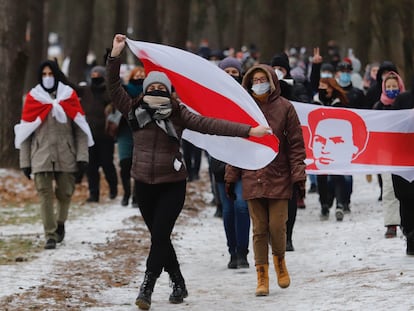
xmin=126 ymin=39 xmax=269 ymax=125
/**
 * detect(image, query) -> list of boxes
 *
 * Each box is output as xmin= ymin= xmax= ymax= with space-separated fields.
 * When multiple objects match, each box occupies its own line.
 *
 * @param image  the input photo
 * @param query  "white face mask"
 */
xmin=321 ymin=72 xmax=333 ymax=78
xmin=251 ymin=82 xmax=270 ymax=95
xmin=42 ymin=76 xmax=55 ymax=89
xmin=275 ymin=69 xmax=284 ymax=80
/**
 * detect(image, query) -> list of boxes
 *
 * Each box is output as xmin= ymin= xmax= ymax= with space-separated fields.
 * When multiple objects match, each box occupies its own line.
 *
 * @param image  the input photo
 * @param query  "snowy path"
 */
xmin=1 ymin=174 xmax=413 ymax=310
xmin=91 ymin=174 xmax=414 ymax=311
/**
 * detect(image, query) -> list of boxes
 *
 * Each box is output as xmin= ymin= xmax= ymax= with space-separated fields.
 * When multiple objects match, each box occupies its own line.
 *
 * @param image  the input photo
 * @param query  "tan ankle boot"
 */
xmin=273 ymin=255 xmax=290 ymax=288
xmin=255 ymin=264 xmax=269 ymax=296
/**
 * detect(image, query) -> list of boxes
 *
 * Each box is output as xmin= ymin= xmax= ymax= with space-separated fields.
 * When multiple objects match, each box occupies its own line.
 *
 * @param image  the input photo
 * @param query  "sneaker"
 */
xmin=385 ymin=225 xmax=397 ymax=238
xmin=44 ymin=238 xmax=56 ymax=249
xmin=335 ymin=208 xmax=344 ymax=221
xmin=320 ymin=205 xmax=330 ymax=220
xmin=286 ymin=240 xmax=295 ymax=252
xmin=227 ymin=255 xmax=238 ymax=269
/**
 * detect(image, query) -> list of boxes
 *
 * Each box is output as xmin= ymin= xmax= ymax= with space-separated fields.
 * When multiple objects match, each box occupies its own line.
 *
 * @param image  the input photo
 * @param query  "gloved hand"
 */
xmin=225 ymin=182 xmax=236 ymax=200
xmin=75 ymin=161 xmax=88 ymax=184
xmin=22 ymin=167 xmax=32 ymax=180
xmin=295 ymin=180 xmax=306 ymax=199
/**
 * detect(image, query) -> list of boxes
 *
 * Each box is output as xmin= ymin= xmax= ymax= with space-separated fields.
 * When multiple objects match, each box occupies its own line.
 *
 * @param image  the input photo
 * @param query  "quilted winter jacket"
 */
xmin=225 ymin=64 xmax=306 ymax=200
xmin=106 ymin=56 xmax=252 ymax=184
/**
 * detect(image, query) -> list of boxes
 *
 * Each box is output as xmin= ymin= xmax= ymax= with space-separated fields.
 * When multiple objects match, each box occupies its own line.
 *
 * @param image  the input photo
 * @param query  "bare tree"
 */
xmin=398 ymin=0 xmax=414 ymax=82
xmin=68 ymin=0 xmax=95 ymax=83
xmin=162 ymin=0 xmax=191 ymax=48
xmin=132 ymin=0 xmax=161 ymax=42
xmin=24 ymin=0 xmax=46 ymax=93
xmin=256 ymin=0 xmax=286 ymax=63
xmin=0 ymin=0 xmax=29 ymax=168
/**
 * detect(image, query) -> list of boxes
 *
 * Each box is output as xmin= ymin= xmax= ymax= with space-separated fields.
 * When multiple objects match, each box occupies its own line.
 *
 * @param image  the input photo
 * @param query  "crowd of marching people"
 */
xmin=14 ymin=34 xmax=414 ymax=310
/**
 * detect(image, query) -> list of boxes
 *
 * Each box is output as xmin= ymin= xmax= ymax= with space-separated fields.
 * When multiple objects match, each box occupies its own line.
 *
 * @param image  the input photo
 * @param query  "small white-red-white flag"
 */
xmin=126 ymin=38 xmax=278 ymax=170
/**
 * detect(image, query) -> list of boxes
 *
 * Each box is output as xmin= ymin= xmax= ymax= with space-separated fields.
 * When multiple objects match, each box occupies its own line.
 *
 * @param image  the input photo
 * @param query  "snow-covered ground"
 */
xmin=1 ymin=173 xmax=413 ymax=311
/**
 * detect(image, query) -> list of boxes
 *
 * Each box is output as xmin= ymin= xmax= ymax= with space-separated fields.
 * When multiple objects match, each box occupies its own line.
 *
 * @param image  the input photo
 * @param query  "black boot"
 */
xmin=56 ymin=223 xmax=65 ymax=243
xmin=135 ymin=272 xmax=158 ymax=310
xmin=168 ymin=269 xmax=188 ymax=304
xmin=407 ymin=231 xmax=414 ymax=256
xmin=236 ymin=253 xmax=249 ymax=268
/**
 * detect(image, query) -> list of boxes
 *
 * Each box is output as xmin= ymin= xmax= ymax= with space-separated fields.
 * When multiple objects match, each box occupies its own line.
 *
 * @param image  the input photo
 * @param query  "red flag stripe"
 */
xmin=140 ymin=59 xmax=279 ymax=153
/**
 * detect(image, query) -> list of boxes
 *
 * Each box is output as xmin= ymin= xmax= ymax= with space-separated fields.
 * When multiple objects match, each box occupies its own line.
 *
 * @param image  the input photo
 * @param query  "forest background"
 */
xmin=1 ymin=0 xmax=413 ymax=168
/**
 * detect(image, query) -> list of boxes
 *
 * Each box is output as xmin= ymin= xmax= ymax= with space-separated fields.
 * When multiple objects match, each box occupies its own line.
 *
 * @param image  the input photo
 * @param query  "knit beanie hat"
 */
xmin=218 ymin=57 xmax=242 ymax=74
xmin=143 ymin=71 xmax=172 ymax=94
xmin=91 ymin=66 xmax=106 ymax=78
xmin=321 ymin=63 xmax=335 ymax=73
xmin=270 ymin=52 xmax=290 ymax=73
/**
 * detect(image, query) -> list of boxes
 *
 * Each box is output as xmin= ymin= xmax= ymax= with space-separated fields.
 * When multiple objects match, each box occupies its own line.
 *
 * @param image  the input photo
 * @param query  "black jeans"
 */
xmin=392 ymin=174 xmax=414 ymax=235
xmin=87 ymin=138 xmax=118 ymax=198
xmin=135 ymin=180 xmax=186 ymax=276
xmin=317 ymin=175 xmax=347 ymax=208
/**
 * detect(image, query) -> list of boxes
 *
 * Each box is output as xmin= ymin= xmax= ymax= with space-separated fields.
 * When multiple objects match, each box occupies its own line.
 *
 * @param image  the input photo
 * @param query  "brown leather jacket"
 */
xmin=106 ymin=56 xmax=252 ymax=184
xmin=225 ymin=64 xmax=306 ymax=200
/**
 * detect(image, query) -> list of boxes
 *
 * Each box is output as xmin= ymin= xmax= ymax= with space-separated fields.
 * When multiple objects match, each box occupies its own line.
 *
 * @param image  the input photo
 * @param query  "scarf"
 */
xmin=134 ymin=95 xmax=178 ymax=141
xmin=14 ymin=82 xmax=94 ymax=148
xmin=380 ymin=71 xmax=405 ymax=106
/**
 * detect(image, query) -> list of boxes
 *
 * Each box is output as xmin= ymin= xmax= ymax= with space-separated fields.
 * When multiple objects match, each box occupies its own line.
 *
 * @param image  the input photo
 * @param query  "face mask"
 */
xmin=145 ymin=89 xmax=170 ymax=98
xmin=318 ymin=89 xmax=330 ymax=102
xmin=42 ymin=76 xmax=55 ymax=89
xmin=338 ymin=72 xmax=351 ymax=87
xmin=231 ymin=75 xmax=242 ymax=84
xmin=275 ymin=69 xmax=284 ymax=80
xmin=91 ymin=77 xmax=104 ymax=85
xmin=251 ymin=82 xmax=270 ymax=95
xmin=321 ymin=72 xmax=333 ymax=78
xmin=130 ymin=78 xmax=144 ymax=86
xmin=385 ymin=89 xmax=400 ymax=99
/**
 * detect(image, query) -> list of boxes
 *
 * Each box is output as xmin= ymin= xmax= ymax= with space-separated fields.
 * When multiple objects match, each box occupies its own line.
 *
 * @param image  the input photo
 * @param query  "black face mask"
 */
xmin=130 ymin=78 xmax=144 ymax=86
xmin=145 ymin=90 xmax=170 ymax=98
xmin=318 ymin=89 xmax=330 ymax=102
xmin=91 ymin=77 xmax=104 ymax=85
xmin=231 ymin=75 xmax=243 ymax=84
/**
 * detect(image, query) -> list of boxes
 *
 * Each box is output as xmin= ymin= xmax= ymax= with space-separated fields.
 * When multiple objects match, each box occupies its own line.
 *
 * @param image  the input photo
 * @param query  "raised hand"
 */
xmin=111 ymin=34 xmax=127 ymax=57
xmin=313 ymin=47 xmax=323 ymax=64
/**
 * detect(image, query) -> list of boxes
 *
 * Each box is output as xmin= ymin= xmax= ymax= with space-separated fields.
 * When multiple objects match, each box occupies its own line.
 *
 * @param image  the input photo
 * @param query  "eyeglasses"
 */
xmin=252 ymin=77 xmax=268 ymax=84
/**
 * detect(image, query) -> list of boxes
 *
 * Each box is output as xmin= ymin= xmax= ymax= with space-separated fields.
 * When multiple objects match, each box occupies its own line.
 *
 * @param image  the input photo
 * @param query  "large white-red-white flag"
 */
xmin=126 ymin=38 xmax=278 ymax=170
xmin=292 ymin=101 xmax=414 ymax=181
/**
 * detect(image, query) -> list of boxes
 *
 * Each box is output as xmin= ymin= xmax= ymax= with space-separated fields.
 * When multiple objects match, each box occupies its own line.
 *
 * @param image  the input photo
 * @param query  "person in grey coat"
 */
xmin=14 ymin=60 xmax=93 ymax=250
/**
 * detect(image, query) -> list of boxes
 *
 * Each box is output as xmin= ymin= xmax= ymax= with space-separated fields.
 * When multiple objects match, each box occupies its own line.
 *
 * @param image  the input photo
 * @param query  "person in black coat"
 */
xmin=391 ymin=77 xmax=414 ymax=255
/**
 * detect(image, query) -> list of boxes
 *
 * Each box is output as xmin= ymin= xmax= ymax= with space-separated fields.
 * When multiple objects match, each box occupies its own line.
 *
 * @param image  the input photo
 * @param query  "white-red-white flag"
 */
xmin=125 ymin=38 xmax=278 ymax=170
xmin=292 ymin=101 xmax=414 ymax=181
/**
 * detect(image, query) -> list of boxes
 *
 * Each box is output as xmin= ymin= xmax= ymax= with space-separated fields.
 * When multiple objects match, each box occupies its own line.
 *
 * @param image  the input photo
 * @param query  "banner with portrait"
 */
xmin=292 ymin=101 xmax=414 ymax=181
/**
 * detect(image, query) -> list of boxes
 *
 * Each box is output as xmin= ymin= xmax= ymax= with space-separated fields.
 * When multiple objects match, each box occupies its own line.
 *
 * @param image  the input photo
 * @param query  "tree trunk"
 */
xmin=0 ymin=0 xmax=29 ymax=168
xmin=133 ymin=0 xmax=161 ymax=43
xmin=398 ymin=0 xmax=414 ymax=83
xmin=68 ymin=0 xmax=95 ymax=84
xmin=352 ymin=0 xmax=372 ymax=68
xmin=24 ymin=0 xmax=46 ymax=94
xmin=162 ymin=0 xmax=191 ymax=48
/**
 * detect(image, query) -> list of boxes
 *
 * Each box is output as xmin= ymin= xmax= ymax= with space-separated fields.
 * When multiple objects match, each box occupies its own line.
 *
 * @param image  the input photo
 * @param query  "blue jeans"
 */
xmin=217 ymin=180 xmax=250 ymax=256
